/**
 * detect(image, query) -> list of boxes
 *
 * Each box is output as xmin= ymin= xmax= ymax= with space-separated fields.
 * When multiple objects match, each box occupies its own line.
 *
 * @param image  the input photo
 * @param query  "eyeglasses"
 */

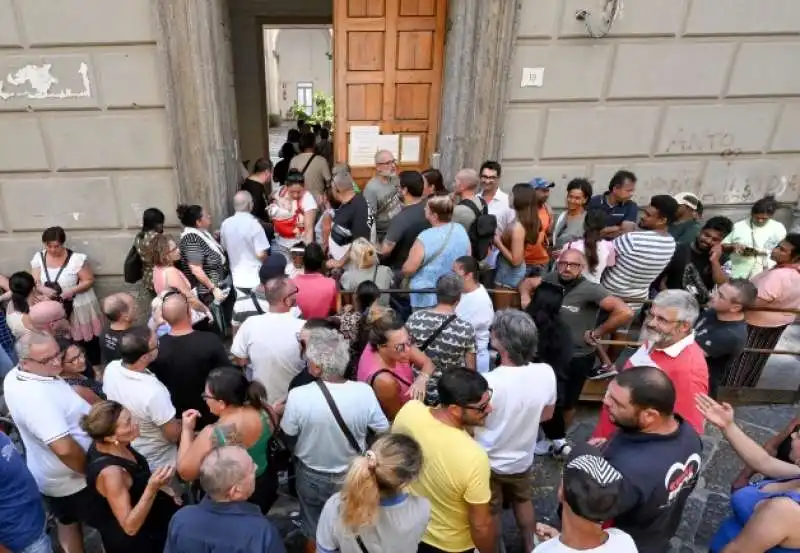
xmin=461 ymin=388 xmax=493 ymax=413
xmin=480 ymin=174 xmax=497 ymax=180
xmin=63 ymin=351 xmax=85 ymax=364
xmin=392 ymin=340 xmax=413 ymax=353
xmin=378 ymin=159 xmax=397 ymax=166
xmin=646 ymin=310 xmax=680 ymax=325
xmin=26 ymin=351 xmax=64 ymax=366
xmin=556 ymin=261 xmax=582 ymax=270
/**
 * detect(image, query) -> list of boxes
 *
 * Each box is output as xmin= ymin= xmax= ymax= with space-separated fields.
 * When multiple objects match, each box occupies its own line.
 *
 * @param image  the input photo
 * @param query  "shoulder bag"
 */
xmin=315 ymin=380 xmax=363 ymax=455
xmin=399 ymin=223 xmax=456 ymax=288
xmin=417 ymin=313 xmax=458 ymax=353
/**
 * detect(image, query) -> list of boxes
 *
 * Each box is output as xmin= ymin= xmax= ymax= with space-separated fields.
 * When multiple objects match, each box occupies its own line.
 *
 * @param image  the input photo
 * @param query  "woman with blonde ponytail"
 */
xmin=316 ymin=433 xmax=430 ymax=553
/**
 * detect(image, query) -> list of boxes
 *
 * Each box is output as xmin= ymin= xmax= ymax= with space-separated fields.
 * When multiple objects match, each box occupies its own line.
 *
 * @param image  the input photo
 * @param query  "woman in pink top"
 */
xmin=728 ymin=234 xmax=800 ymax=387
xmin=357 ymin=311 xmax=435 ymax=420
xmin=560 ymin=209 xmax=615 ymax=283
xmin=145 ymin=234 xmax=212 ymax=322
xmin=291 ymin=243 xmax=338 ymax=319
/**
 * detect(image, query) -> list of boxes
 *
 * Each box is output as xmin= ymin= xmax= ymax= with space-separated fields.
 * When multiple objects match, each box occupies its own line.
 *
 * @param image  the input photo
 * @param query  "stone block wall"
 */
xmin=502 ymin=0 xmax=800 ymax=223
xmin=0 ymin=0 xmax=178 ymax=293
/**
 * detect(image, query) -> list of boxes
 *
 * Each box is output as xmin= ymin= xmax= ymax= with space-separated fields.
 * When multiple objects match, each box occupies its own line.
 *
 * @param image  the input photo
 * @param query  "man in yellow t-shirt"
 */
xmin=392 ymin=368 xmax=496 ymax=553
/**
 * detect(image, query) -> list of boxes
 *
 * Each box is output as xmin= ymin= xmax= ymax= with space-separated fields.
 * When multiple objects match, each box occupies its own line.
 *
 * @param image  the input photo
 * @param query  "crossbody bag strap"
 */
xmin=42 ymin=250 xmax=73 ymax=285
xmin=250 ymin=292 xmax=265 ymax=314
xmin=418 ymin=313 xmax=458 ymax=352
xmin=315 ymin=380 xmax=363 ymax=454
xmin=301 ymin=153 xmax=318 ymax=175
xmin=419 ymin=223 xmax=455 ymax=272
xmin=355 ymin=537 xmax=370 ymax=553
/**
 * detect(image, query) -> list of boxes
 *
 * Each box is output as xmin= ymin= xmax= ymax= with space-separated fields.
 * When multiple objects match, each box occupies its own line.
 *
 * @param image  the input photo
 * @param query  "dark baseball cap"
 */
xmin=259 ymin=255 xmax=287 ymax=284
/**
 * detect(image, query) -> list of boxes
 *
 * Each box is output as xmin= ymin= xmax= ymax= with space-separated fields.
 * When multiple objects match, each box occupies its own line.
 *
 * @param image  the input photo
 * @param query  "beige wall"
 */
xmin=0 ymin=0 xmax=178 ymax=293
xmin=502 ymin=0 xmax=800 ymax=223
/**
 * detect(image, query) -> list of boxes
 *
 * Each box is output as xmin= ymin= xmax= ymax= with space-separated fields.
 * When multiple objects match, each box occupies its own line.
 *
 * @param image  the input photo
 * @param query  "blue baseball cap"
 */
xmin=259 ymin=255 xmax=287 ymax=284
xmin=529 ymin=177 xmax=555 ymax=189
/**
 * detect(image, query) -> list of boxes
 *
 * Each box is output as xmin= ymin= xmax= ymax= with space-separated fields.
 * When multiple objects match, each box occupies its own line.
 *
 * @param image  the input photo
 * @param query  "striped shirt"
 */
xmin=179 ymin=232 xmax=227 ymax=296
xmin=601 ymin=231 xmax=676 ymax=302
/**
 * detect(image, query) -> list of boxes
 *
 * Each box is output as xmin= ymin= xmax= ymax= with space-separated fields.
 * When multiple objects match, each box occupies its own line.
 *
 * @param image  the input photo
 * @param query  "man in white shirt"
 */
xmin=231 ymin=276 xmax=306 ymax=404
xmin=475 ymin=309 xmax=556 ymax=553
xmin=3 ymin=331 xmax=95 ymax=553
xmin=221 ymin=190 xmax=270 ymax=294
xmin=453 ymin=256 xmax=495 ymax=373
xmin=281 ymin=327 xmax=389 ymax=549
xmin=479 ymin=161 xmax=514 ymax=284
xmin=103 ymin=326 xmax=181 ymax=470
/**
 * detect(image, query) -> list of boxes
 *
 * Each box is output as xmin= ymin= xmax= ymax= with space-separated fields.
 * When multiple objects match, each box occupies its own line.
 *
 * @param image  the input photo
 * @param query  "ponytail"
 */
xmin=244 ymin=380 xmax=269 ymax=412
xmin=583 ymin=209 xmax=606 ymax=274
xmin=340 ymin=454 xmax=381 ymax=532
xmin=11 ymin=292 xmax=30 ymax=314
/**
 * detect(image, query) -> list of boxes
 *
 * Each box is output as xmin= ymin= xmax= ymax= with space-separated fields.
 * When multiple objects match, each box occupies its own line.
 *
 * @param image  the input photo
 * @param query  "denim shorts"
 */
xmin=494 ymin=257 xmax=526 ymax=288
xmin=295 ymin=461 xmax=345 ymax=539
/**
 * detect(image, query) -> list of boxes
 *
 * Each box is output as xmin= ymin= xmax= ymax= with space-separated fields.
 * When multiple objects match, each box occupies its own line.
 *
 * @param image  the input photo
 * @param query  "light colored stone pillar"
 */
xmin=438 ymin=0 xmax=520 ymax=185
xmin=152 ymin=0 xmax=241 ymax=220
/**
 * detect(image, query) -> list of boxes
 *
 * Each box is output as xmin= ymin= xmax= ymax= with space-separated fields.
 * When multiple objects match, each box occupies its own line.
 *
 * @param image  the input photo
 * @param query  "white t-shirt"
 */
xmin=281 ymin=380 xmax=390 ymax=473
xmin=475 ymin=362 xmax=556 ymax=474
xmin=455 ymin=285 xmax=494 ymax=353
xmin=563 ymin=239 xmax=616 ymax=283
xmin=269 ymin=186 xmax=318 ymax=250
xmin=220 ymin=211 xmax=269 ymax=290
xmin=230 ymin=311 xmax=307 ymax=404
xmin=533 ymin=528 xmax=638 ymax=552
xmin=3 ymin=368 xmax=91 ymax=497
xmin=102 ymin=360 xmax=177 ymax=470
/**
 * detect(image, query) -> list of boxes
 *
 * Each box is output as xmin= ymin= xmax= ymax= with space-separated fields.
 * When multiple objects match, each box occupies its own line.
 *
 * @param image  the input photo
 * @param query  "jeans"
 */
xmin=295 ymin=461 xmax=344 ymax=539
xmin=21 ymin=531 xmax=52 ymax=553
xmin=477 ymin=348 xmax=491 ymax=374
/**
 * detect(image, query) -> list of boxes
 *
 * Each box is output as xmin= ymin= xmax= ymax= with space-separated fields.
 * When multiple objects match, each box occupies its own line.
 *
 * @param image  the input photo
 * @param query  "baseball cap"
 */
xmin=259 ymin=255 xmax=288 ymax=284
xmin=562 ymin=443 xmax=626 ymax=523
xmin=673 ymin=192 xmax=701 ymax=211
xmin=529 ymin=177 xmax=555 ymax=190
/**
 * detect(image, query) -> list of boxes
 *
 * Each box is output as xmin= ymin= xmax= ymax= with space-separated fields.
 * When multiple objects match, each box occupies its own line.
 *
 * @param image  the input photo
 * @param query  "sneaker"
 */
xmin=588 ymin=364 xmax=619 ymax=380
xmin=534 ymin=439 xmax=554 ymax=456
xmin=552 ymin=440 xmax=573 ymax=459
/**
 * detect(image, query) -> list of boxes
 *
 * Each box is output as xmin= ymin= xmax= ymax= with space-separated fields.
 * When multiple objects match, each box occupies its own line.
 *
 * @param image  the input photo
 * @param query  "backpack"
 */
xmin=459 ymin=198 xmax=496 ymax=261
xmin=123 ymin=235 xmax=144 ymax=284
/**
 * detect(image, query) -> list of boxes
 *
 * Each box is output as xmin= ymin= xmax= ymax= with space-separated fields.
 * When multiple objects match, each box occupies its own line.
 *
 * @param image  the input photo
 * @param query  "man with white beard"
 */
xmin=591 ymin=289 xmax=709 ymax=440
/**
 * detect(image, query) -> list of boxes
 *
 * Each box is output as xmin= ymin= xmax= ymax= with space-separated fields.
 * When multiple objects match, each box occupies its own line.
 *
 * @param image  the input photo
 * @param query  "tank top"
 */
xmin=85 ymin=443 xmax=177 ymax=553
xmin=524 ymin=206 xmax=552 ymax=266
xmin=710 ymin=477 xmax=800 ymax=553
xmin=211 ymin=410 xmax=272 ymax=477
xmin=356 ymin=344 xmax=414 ymax=405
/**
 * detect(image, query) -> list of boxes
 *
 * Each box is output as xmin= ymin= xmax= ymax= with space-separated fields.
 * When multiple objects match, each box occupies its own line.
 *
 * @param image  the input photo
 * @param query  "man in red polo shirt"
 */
xmin=593 ymin=289 xmax=708 ymax=439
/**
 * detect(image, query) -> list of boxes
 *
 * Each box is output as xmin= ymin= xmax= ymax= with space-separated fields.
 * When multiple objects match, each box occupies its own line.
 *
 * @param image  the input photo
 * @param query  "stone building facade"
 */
xmin=0 ymin=0 xmax=798 ymax=292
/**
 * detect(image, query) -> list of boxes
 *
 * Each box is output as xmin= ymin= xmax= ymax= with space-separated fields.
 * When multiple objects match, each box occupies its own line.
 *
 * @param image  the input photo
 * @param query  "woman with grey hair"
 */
xmin=281 ymin=327 xmax=390 ymax=552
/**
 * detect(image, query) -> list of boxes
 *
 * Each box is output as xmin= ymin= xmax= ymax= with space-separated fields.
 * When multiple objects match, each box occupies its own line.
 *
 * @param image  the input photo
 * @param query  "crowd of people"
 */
xmin=1 ymin=123 xmax=799 ymax=553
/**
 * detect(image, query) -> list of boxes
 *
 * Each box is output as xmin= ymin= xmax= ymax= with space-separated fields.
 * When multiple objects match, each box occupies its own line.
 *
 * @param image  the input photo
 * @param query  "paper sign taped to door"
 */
xmin=400 ymin=135 xmax=421 ymax=164
xmin=376 ymin=134 xmax=400 ymax=161
xmin=348 ymin=125 xmax=380 ymax=166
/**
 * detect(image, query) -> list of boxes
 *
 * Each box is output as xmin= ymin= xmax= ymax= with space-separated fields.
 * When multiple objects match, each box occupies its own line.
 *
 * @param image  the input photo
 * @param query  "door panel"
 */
xmin=334 ymin=0 xmax=446 ymax=184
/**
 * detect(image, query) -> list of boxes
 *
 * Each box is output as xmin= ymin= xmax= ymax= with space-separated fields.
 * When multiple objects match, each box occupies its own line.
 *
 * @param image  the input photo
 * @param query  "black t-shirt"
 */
xmin=240 ymin=178 xmax=269 ymax=222
xmin=382 ymin=201 xmax=431 ymax=270
xmin=605 ymin=419 xmax=703 ymax=553
xmin=100 ymin=328 xmax=127 ymax=365
xmin=332 ymin=194 xmax=372 ymax=243
xmin=694 ymin=308 xmax=747 ymax=396
xmin=149 ymin=331 xmax=231 ymax=430
xmin=288 ymin=368 xmax=315 ymax=391
xmin=662 ymin=243 xmax=727 ymax=304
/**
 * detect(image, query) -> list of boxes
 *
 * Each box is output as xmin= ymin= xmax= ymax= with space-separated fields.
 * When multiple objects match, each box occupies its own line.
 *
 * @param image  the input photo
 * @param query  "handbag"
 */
xmin=123 ymin=235 xmax=144 ymax=283
xmin=41 ymin=250 xmax=74 ymax=319
xmin=315 ymin=380 xmax=363 ymax=455
xmin=264 ymin=407 xmax=292 ymax=473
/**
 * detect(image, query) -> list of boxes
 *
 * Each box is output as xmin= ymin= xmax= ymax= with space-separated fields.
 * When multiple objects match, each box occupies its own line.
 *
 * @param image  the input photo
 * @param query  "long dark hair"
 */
xmin=583 ymin=209 xmax=605 ymax=273
xmin=10 ymin=271 xmax=35 ymax=314
xmin=141 ymin=208 xmax=165 ymax=233
xmin=528 ymin=282 xmax=572 ymax=371
xmin=206 ymin=367 xmax=269 ymax=411
xmin=512 ymin=183 xmax=540 ymax=244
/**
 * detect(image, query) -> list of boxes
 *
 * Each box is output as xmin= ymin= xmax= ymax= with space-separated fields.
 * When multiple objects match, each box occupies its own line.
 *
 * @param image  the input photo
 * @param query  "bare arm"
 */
xmin=722 ymin=497 xmax=800 ymax=553
xmin=177 ymin=425 xmax=215 ymax=482
xmin=467 ymin=502 xmax=497 ymax=553
xmin=595 ymin=296 xmax=634 ymax=336
xmin=302 ymin=209 xmax=317 ymax=244
xmin=541 ymin=404 xmax=555 ymax=422
xmin=465 ymin=351 xmax=476 ymax=370
xmin=96 ymin=466 xmax=160 ymax=536
xmin=401 ymin=240 xmax=424 ymax=277
xmin=372 ymin=374 xmax=405 ymax=421
xmin=49 ymin=436 xmax=87 ymax=475
xmin=63 ymin=263 xmax=94 ymax=298
xmin=409 ymin=347 xmax=435 ymax=377
xmin=188 ymin=263 xmax=216 ymax=292
xmin=160 ymin=419 xmax=182 ymax=444
xmin=734 ymin=417 xmax=800 ymax=487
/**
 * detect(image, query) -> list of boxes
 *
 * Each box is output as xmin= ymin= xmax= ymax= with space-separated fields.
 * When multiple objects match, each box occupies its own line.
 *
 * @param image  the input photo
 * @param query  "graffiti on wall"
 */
xmin=0 ymin=62 xmax=91 ymax=100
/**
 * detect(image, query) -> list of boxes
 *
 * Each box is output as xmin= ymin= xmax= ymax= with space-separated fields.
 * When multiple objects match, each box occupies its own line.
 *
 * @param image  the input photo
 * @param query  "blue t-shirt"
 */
xmin=0 ymin=432 xmax=46 ymax=552
xmin=409 ymin=222 xmax=470 ymax=308
xmin=587 ymin=192 xmax=638 ymax=228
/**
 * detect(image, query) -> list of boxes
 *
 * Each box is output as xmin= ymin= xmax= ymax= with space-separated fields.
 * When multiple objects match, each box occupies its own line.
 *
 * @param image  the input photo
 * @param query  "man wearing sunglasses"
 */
xmin=392 ymin=368 xmax=496 ymax=553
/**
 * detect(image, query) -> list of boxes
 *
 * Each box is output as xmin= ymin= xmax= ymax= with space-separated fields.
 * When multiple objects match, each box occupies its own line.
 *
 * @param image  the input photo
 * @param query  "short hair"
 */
xmin=299 ymin=133 xmax=316 ymax=151
xmin=319 ymin=128 xmax=330 ymax=140
xmin=455 ymin=169 xmax=479 ymax=191
xmin=702 ymin=216 xmax=733 ymax=237
xmin=651 ymin=289 xmax=700 ymax=326
xmin=374 ymin=149 xmax=394 ymax=164
xmin=399 ymin=170 xmax=425 ymax=198
xmin=454 ymin=256 xmax=479 ymax=279
xmin=614 ymin=365 xmax=676 ymax=416
xmin=287 ymin=128 xmax=301 ymax=142
xmin=426 ymin=195 xmax=454 ymax=222
xmin=567 ymin=178 xmax=593 ymax=200
xmin=563 ymin=454 xmax=625 ymax=523
xmin=479 ymin=160 xmax=502 ymax=177
xmin=437 ymin=368 xmax=489 ymax=407
xmin=252 ymin=157 xmax=273 ymax=173
xmin=332 ymin=171 xmax=355 ymax=192
xmin=199 ymin=446 xmax=252 ymax=500
xmin=752 ymin=195 xmax=778 ymax=216
xmin=422 ymin=168 xmax=446 ymax=195
xmin=15 ymin=330 xmax=56 ymax=360
xmin=285 ymin=168 xmax=305 ymax=185
xmin=785 ymin=233 xmax=800 ymax=259
xmin=491 ymin=309 xmax=538 ymax=366
xmin=118 ymin=326 xmax=153 ymax=365
xmin=176 ymin=204 xmax=204 ymax=227
xmin=436 ymin=273 xmax=463 ymax=306
xmin=102 ymin=293 xmax=132 ymax=322
xmin=233 ymin=191 xmax=253 ymax=212
xmin=306 ymin=327 xmax=350 ymax=379
xmin=141 ymin=208 xmax=165 ymax=232
xmin=263 ymin=277 xmax=290 ymax=305
xmin=41 ymin=226 xmax=66 ymax=244
xmin=727 ymin=278 xmax=758 ymax=307
xmin=650 ymin=195 xmax=679 ymax=225
xmin=332 ymin=163 xmax=351 ymax=177
xmin=303 ymin=242 xmax=326 ymax=273
xmin=608 ymin=170 xmax=636 ymax=192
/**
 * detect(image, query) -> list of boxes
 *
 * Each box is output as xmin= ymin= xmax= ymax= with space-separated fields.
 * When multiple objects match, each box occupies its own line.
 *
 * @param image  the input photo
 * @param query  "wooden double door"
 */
xmin=333 ymin=0 xmax=447 ymax=184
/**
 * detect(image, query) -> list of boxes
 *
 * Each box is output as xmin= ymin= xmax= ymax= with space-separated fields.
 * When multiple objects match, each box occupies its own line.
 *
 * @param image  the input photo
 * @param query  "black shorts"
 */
xmin=560 ymin=353 xmax=597 ymax=409
xmin=44 ymin=486 xmax=97 ymax=525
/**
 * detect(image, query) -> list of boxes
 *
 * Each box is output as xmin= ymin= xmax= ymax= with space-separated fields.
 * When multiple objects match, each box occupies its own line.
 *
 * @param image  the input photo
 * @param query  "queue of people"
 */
xmin=0 ymin=150 xmax=798 ymax=553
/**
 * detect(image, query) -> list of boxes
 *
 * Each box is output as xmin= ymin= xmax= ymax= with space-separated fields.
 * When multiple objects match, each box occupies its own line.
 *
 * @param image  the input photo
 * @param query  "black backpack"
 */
xmin=459 ymin=198 xmax=497 ymax=261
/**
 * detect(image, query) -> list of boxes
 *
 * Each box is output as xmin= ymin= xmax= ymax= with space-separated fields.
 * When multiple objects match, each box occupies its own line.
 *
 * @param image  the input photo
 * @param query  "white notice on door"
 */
xmin=400 ymin=135 xmax=421 ymax=164
xmin=348 ymin=125 xmax=380 ymax=166
xmin=376 ymin=134 xmax=400 ymax=161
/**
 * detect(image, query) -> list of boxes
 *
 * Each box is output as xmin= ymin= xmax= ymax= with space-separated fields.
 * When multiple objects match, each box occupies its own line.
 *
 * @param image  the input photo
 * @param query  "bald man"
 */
xmin=364 ymin=149 xmax=402 ymax=242
xmin=452 ymin=168 xmax=485 ymax=231
xmin=100 ymin=292 xmax=136 ymax=364
xmin=221 ymin=191 xmax=270 ymax=294
xmin=149 ymin=293 xmax=228 ymax=429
